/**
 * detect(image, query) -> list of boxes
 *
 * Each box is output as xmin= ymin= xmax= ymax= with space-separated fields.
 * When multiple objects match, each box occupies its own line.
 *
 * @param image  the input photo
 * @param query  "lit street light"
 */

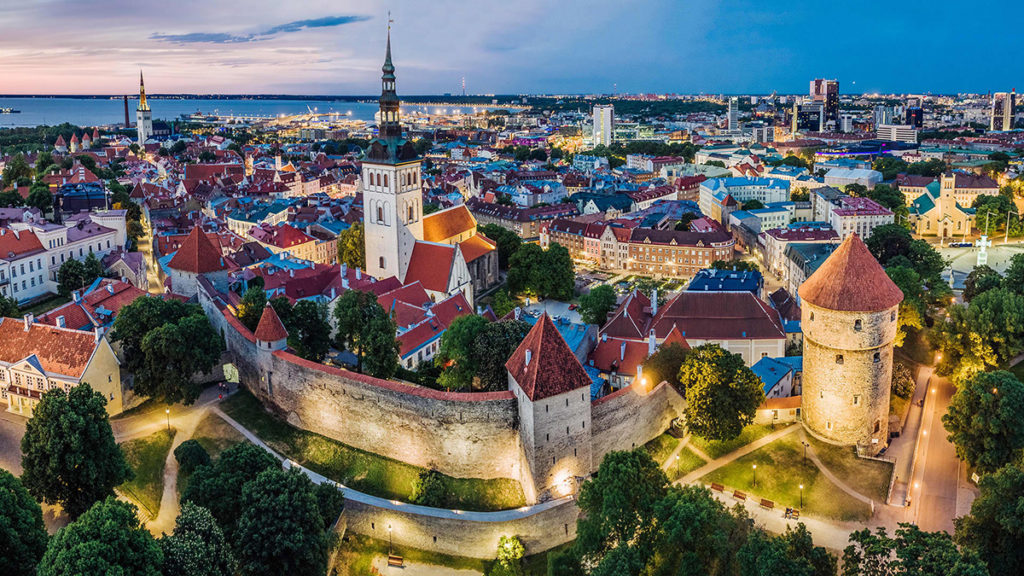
xmin=387 ymin=524 xmax=393 ymax=555
xmin=799 ymin=484 xmax=804 ymax=509
xmin=675 ymin=454 xmax=680 ymax=477
xmin=752 ymin=464 xmax=757 ymax=487
xmin=165 ymin=408 xmax=170 ymax=431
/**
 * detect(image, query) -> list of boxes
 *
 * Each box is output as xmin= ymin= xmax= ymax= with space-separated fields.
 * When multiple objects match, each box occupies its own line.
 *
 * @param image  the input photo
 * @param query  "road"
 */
xmin=907 ymin=371 xmax=971 ymax=533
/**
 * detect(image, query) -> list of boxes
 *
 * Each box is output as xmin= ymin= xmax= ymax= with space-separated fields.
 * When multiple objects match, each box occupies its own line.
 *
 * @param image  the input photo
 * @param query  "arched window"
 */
xmin=836 ymin=354 xmax=844 ymax=365
xmin=854 ymin=319 xmax=862 ymax=331
xmin=379 ymin=256 xmax=386 ymax=269
xmin=408 ymin=204 xmax=414 ymax=222
xmin=377 ymin=205 xmax=384 ymax=224
xmin=384 ymin=174 xmax=388 ymax=187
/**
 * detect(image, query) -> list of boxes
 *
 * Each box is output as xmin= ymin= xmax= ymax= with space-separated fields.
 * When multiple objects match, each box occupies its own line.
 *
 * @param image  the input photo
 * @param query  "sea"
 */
xmin=0 ymin=97 xmax=494 ymax=129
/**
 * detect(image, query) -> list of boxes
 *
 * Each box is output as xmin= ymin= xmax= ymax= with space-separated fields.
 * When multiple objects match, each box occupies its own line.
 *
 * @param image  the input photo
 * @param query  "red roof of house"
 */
xmin=601 ymin=290 xmax=653 ymax=340
xmin=422 ymin=205 xmax=476 ymax=242
xmin=0 ymin=229 xmax=45 ymax=261
xmin=458 ymin=233 xmax=496 ymax=263
xmin=404 ymin=242 xmax=455 ymax=293
xmin=798 ymin=234 xmax=903 ymax=312
xmin=0 ymin=318 xmax=100 ymax=378
xmin=506 ymin=313 xmax=590 ymax=401
xmin=253 ymin=303 xmax=288 ymax=342
xmin=167 ymin=226 xmax=228 ymax=274
xmin=650 ymin=291 xmax=785 ymax=341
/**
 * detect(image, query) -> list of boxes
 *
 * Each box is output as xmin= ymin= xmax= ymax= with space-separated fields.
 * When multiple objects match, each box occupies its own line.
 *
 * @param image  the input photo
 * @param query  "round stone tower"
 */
xmin=798 ymin=234 xmax=903 ymax=454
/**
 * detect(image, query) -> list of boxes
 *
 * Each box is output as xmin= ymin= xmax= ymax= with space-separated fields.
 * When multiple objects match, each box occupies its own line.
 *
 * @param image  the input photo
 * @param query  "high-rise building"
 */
xmin=876 ymin=124 xmax=918 ymax=144
xmin=991 ymin=90 xmax=1016 ymax=131
xmin=872 ymin=105 xmax=894 ymax=128
xmin=905 ymin=107 xmax=924 ymax=128
xmin=727 ymin=97 xmax=739 ymax=130
xmin=136 ymin=71 xmax=153 ymax=144
xmin=592 ymin=104 xmax=614 ymax=146
xmin=810 ymin=79 xmax=839 ymax=129
xmin=791 ymin=100 xmax=824 ymax=133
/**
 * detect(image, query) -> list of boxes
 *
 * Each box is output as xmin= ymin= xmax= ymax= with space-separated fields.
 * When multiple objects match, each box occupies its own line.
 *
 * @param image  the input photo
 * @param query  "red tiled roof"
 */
xmin=601 ymin=290 xmax=653 ymax=340
xmin=798 ymin=234 xmax=903 ymax=312
xmin=458 ymin=233 xmax=496 ymax=263
xmin=506 ymin=313 xmax=590 ymax=401
xmin=650 ymin=291 xmax=785 ymax=341
xmin=404 ymin=242 xmax=455 ymax=293
xmin=0 ymin=318 xmax=100 ymax=378
xmin=253 ymin=303 xmax=288 ymax=342
xmin=422 ymin=205 xmax=476 ymax=242
xmin=0 ymin=229 xmax=44 ymax=260
xmin=167 ymin=226 xmax=228 ymax=274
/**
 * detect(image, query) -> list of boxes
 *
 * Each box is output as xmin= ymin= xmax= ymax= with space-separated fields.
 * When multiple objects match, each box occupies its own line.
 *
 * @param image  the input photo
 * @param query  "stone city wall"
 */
xmin=590 ymin=380 xmax=686 ymax=466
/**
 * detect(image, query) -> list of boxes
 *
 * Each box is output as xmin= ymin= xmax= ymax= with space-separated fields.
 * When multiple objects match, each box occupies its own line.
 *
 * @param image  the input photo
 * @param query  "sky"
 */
xmin=1 ymin=0 xmax=1021 ymax=96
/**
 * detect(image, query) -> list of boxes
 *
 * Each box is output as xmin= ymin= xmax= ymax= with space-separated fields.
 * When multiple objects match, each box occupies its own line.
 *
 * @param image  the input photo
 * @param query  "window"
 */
xmin=854 ymin=319 xmax=862 ymax=331
xmin=826 ymin=421 xmax=833 ymax=431
xmin=810 ymin=312 xmax=814 ymax=321
xmin=873 ymin=352 xmax=880 ymax=363
xmin=377 ymin=205 xmax=384 ymax=223
xmin=853 ymin=395 xmax=860 ymax=406
xmin=835 ymin=354 xmax=844 ymax=365
xmin=874 ymin=420 xmax=881 ymax=433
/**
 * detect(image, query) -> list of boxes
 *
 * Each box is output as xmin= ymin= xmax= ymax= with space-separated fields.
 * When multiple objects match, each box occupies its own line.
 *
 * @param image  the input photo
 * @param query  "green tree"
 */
xmin=892 ymin=361 xmax=915 ymax=399
xmin=943 ymin=371 xmax=1024 ymax=474
xmin=234 ymin=468 xmax=329 ymax=576
xmin=336 ymin=222 xmax=365 ymax=269
xmin=35 ymin=150 xmax=55 ymax=174
xmin=865 ymin=183 xmax=905 ymax=211
xmin=182 ymin=443 xmax=278 ymax=539
xmin=845 ymin=524 xmax=987 ymax=576
xmin=0 ymin=190 xmax=24 ymax=207
xmin=83 ymin=251 xmax=103 ymax=279
xmin=642 ymin=342 xmax=690 ymax=389
xmin=955 ymin=462 xmax=1024 ymax=576
xmin=507 ymin=242 xmax=575 ymax=300
xmin=410 ymin=469 xmax=447 ymax=507
xmin=490 ymin=535 xmax=526 ymax=576
xmin=287 ymin=300 xmax=332 ymax=362
xmin=964 ymin=265 xmax=1003 ymax=302
xmin=173 ymin=439 xmax=210 ymax=474
xmin=844 ymin=183 xmax=868 ymax=197
xmin=576 ymin=450 xmax=668 ymax=566
xmin=743 ymin=199 xmax=766 ymax=210
xmin=479 ymin=223 xmax=522 ymax=269
xmin=198 ymin=150 xmax=216 ymax=163
xmin=679 ymin=344 xmax=764 ymax=441
xmin=0 ymin=470 xmax=48 ymax=576
xmin=138 ymin=312 xmax=225 ymax=404
xmin=1003 ymin=253 xmax=1024 ymax=295
xmin=110 ymin=297 xmax=199 ymax=374
xmin=873 ymin=156 xmax=909 ymax=180
xmin=490 ymin=288 xmax=517 ymax=318
xmin=56 ymin=259 xmax=88 ymax=295
xmin=435 ymin=314 xmax=489 ymax=390
xmin=21 ymin=384 xmax=131 ymax=518
xmin=0 ymin=293 xmax=19 ymax=317
xmin=25 ymin=182 xmax=52 ymax=215
xmin=473 ymin=319 xmax=531 ymax=391
xmin=711 ymin=259 xmax=759 ymax=272
xmin=332 ymin=289 xmax=398 ymax=378
xmin=578 ymin=284 xmax=617 ymax=326
xmin=647 ymin=484 xmax=750 ymax=576
xmin=236 ymin=287 xmax=267 ymax=332
xmin=37 ymin=497 xmax=162 ymax=576
xmin=885 ymin=265 xmax=926 ymax=347
xmin=933 ymin=289 xmax=1024 ymax=383
xmin=906 ymin=159 xmax=947 ymax=177
xmin=1 ymin=153 xmax=32 ymax=188
xmin=313 ymin=483 xmax=345 ymax=528
xmin=160 ymin=502 xmax=236 ymax=576
xmin=75 ymin=155 xmax=97 ymax=174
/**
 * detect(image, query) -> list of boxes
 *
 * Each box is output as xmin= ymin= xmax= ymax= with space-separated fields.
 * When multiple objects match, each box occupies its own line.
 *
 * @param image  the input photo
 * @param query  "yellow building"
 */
xmin=0 ymin=316 xmax=123 ymax=416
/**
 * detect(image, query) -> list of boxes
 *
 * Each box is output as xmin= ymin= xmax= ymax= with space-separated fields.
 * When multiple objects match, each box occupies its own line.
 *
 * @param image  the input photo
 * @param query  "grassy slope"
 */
xmin=690 ymin=424 xmax=776 ymax=460
xmin=119 ymin=428 xmax=176 ymax=518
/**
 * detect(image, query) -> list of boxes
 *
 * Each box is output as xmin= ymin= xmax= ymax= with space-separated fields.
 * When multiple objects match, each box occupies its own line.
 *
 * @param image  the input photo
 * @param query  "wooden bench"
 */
xmin=790 ymin=509 xmax=800 ymax=520
xmin=760 ymin=498 xmax=774 ymax=510
xmin=710 ymin=483 xmax=725 ymax=493
xmin=733 ymin=490 xmax=746 ymax=501
xmin=387 ymin=555 xmax=404 ymax=567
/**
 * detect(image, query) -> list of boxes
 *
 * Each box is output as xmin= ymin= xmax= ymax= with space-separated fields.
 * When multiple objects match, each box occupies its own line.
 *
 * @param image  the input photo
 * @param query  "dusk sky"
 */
xmin=3 ymin=0 xmax=1021 ymax=96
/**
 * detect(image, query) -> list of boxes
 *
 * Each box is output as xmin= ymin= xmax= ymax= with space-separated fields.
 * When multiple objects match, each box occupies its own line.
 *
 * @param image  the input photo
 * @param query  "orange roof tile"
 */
xmin=0 ymin=229 xmax=44 ymax=260
xmin=167 ymin=226 xmax=228 ymax=274
xmin=798 ymin=234 xmax=903 ymax=312
xmin=506 ymin=313 xmax=590 ymax=401
xmin=403 ymin=242 xmax=455 ymax=293
xmin=422 ymin=204 xmax=477 ymax=243
xmin=458 ymin=233 xmax=496 ymax=263
xmin=253 ymin=303 xmax=288 ymax=341
xmin=0 ymin=318 xmax=100 ymax=378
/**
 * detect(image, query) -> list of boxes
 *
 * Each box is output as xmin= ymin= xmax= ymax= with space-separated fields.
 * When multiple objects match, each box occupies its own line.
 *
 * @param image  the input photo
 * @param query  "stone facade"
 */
xmin=800 ymin=302 xmax=897 ymax=452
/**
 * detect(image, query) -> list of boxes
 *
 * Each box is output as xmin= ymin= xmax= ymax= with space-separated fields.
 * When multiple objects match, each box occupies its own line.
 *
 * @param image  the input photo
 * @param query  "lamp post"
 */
xmin=387 ymin=524 xmax=393 ymax=555
xmin=752 ymin=464 xmax=757 ymax=487
xmin=675 ymin=454 xmax=680 ymax=478
xmin=164 ymin=408 xmax=170 ymax=431
xmin=802 ymin=441 xmax=809 ymax=466
xmin=799 ymin=484 xmax=804 ymax=509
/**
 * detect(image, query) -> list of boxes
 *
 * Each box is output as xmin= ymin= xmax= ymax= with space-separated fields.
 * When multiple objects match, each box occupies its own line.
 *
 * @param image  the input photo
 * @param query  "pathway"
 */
xmin=372 ymin=556 xmax=481 ymax=576
xmin=799 ymin=431 xmax=875 ymax=507
xmin=677 ymin=424 xmax=800 ymax=484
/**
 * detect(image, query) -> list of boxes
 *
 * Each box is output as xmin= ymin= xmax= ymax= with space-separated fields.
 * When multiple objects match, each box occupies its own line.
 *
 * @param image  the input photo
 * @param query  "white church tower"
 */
xmin=136 ymin=71 xmax=153 ymax=144
xmin=362 ymin=28 xmax=423 ymax=282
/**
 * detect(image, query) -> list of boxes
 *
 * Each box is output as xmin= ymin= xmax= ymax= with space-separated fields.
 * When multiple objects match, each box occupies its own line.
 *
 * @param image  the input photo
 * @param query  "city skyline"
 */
xmin=2 ymin=0 xmax=1022 ymax=96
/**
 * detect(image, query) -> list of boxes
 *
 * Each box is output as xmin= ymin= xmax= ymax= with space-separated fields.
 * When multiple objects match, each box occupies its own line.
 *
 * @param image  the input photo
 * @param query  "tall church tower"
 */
xmin=362 ymin=28 xmax=423 ymax=282
xmin=136 ymin=71 xmax=153 ymax=144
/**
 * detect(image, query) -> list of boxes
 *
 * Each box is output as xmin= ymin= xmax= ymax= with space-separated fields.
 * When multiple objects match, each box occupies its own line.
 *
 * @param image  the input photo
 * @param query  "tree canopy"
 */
xmin=236 ymin=287 xmax=267 ymax=332
xmin=943 ymin=370 xmax=1024 ymax=474
xmin=286 ymin=300 xmax=332 ymax=363
xmin=332 ymin=289 xmax=399 ymax=378
xmin=844 ymin=524 xmax=987 ymax=576
xmin=336 ymin=222 xmax=365 ymax=269
xmin=955 ymin=462 xmax=1024 ymax=576
xmin=160 ymin=502 xmax=236 ymax=576
xmin=679 ymin=344 xmax=764 ymax=441
xmin=577 ymin=284 xmax=617 ymax=326
xmin=642 ymin=342 xmax=690 ymax=389
xmin=37 ymin=497 xmax=162 ymax=576
xmin=435 ymin=314 xmax=489 ymax=390
xmin=480 ymin=223 xmax=522 ymax=270
xmin=506 ymin=242 xmax=575 ymax=300
xmin=21 ymin=384 xmax=132 ymax=518
xmin=963 ymin=265 xmax=1003 ymax=302
xmin=933 ymin=288 xmax=1024 ymax=383
xmin=0 ymin=470 xmax=48 ymax=576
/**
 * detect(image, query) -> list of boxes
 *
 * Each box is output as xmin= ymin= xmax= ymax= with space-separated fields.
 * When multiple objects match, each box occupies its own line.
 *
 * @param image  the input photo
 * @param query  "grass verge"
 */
xmin=805 ymin=435 xmax=893 ymax=503
xmin=333 ymin=533 xmax=489 ymax=575
xmin=643 ymin=433 xmax=679 ymax=466
xmin=701 ymin=433 xmax=872 ymax=522
xmin=119 ymin=428 xmax=175 ymax=518
xmin=221 ymin=389 xmax=525 ymax=511
xmin=690 ymin=424 xmax=776 ymax=460
xmin=667 ymin=446 xmax=707 ymax=481
xmin=20 ymin=294 xmax=71 ymax=317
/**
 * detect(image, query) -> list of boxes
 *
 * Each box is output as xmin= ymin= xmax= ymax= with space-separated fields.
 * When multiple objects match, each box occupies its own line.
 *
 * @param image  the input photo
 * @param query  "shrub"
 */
xmin=892 ymin=362 xmax=915 ymax=399
xmin=174 ymin=440 xmax=211 ymax=474
xmin=410 ymin=469 xmax=447 ymax=507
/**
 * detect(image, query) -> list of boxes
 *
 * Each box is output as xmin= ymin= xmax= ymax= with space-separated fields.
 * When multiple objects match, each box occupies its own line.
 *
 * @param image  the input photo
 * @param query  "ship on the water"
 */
xmin=0 ymin=108 xmax=21 ymax=114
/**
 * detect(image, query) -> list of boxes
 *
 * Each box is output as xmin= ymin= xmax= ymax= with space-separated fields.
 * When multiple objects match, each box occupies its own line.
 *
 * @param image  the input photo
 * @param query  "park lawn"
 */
xmin=805 ymin=435 xmax=893 ymax=503
xmin=643 ymin=432 xmax=680 ymax=466
xmin=221 ymin=390 xmax=526 ymax=511
xmin=118 ymin=428 xmax=176 ymax=519
xmin=690 ymin=424 xmax=776 ymax=460
xmin=522 ymin=541 xmax=574 ymax=576
xmin=178 ymin=412 xmax=248 ymax=498
xmin=701 ymin=434 xmax=872 ymax=522
xmin=667 ymin=446 xmax=707 ymax=481
xmin=333 ymin=533 xmax=489 ymax=575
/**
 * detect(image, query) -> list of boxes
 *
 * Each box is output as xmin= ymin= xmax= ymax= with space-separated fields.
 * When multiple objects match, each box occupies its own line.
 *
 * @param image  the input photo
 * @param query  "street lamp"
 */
xmin=387 ymin=524 xmax=393 ymax=555
xmin=752 ymin=464 xmax=757 ymax=487
xmin=675 ymin=454 xmax=680 ymax=478
xmin=802 ymin=441 xmax=809 ymax=466
xmin=799 ymin=484 xmax=804 ymax=509
xmin=164 ymin=408 xmax=170 ymax=431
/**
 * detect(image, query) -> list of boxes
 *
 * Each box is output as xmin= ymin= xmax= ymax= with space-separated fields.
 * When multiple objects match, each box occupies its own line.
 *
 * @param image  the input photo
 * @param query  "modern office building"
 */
xmin=991 ymin=91 xmax=1016 ymax=131
xmin=810 ymin=79 xmax=839 ymax=129
xmin=791 ymin=101 xmax=824 ymax=133
xmin=876 ymin=124 xmax=918 ymax=144
xmin=592 ymin=104 xmax=614 ymax=146
xmin=727 ymin=97 xmax=739 ymax=130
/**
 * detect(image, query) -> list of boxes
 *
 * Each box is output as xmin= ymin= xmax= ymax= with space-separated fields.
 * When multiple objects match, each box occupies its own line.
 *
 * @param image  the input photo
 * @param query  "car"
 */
xmin=568 ymin=303 xmax=578 ymax=310
xmin=949 ymin=242 xmax=973 ymax=248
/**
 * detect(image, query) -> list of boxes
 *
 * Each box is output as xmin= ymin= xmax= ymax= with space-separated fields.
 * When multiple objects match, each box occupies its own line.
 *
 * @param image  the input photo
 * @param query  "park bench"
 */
xmin=791 ymin=509 xmax=800 ymax=519
xmin=733 ymin=490 xmax=746 ymax=501
xmin=387 ymin=555 xmax=404 ymax=567
xmin=710 ymin=483 xmax=725 ymax=493
xmin=760 ymin=498 xmax=774 ymax=510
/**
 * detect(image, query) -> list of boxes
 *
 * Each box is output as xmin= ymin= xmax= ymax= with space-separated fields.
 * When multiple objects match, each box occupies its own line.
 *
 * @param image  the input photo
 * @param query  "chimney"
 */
xmin=601 ymin=333 xmax=607 ymax=343
xmin=651 ymin=288 xmax=658 ymax=315
xmin=524 ymin=348 xmax=532 ymax=367
xmin=95 ymin=326 xmax=105 ymax=342
xmin=342 ymin=277 xmax=349 ymax=289
xmin=355 ymin=267 xmax=362 ymax=280
xmin=23 ymin=314 xmax=33 ymax=331
xmin=330 ymin=287 xmax=336 ymax=299
xmin=513 ymin=306 xmax=521 ymax=320
xmin=289 ymin=269 xmax=294 ymax=278
xmin=648 ymin=330 xmax=657 ymax=356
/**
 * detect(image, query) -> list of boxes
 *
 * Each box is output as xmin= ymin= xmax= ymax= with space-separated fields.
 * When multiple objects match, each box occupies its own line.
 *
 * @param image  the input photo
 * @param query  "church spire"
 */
xmin=378 ymin=16 xmax=401 ymax=141
xmin=138 ymin=70 xmax=150 ymax=112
